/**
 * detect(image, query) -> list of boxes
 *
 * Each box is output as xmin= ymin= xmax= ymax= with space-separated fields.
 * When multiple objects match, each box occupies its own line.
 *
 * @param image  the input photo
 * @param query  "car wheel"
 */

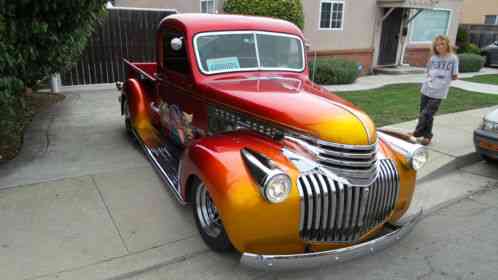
xmin=123 ymin=97 xmax=133 ymax=137
xmin=481 ymin=154 xmax=498 ymax=164
xmin=193 ymin=179 xmax=233 ymax=252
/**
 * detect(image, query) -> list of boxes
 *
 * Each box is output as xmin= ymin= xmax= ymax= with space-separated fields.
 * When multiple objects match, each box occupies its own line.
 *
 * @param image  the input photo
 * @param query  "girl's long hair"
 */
xmin=432 ymin=35 xmax=453 ymax=55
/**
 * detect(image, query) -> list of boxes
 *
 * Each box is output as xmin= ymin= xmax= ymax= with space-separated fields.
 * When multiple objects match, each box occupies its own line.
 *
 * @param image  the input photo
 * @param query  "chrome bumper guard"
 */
xmin=240 ymin=209 xmax=423 ymax=271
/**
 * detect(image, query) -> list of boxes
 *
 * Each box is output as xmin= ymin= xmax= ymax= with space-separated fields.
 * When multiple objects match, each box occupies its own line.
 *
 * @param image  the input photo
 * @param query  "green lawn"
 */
xmin=462 ymin=74 xmax=498 ymax=85
xmin=335 ymin=83 xmax=498 ymax=127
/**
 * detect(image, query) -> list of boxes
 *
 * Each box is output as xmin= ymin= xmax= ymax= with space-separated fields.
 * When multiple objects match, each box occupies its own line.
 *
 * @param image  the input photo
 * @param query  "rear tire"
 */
xmin=192 ymin=179 xmax=233 ymax=252
xmin=123 ymin=97 xmax=133 ymax=137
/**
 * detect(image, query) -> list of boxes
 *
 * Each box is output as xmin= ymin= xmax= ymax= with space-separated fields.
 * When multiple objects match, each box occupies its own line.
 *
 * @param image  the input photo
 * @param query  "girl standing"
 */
xmin=411 ymin=35 xmax=459 ymax=145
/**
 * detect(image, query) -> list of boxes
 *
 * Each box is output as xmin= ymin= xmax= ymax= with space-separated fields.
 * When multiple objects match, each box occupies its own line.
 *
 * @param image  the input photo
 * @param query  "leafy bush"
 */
xmin=0 ymin=1 xmax=107 ymax=87
xmin=224 ymin=0 xmax=304 ymax=29
xmin=308 ymin=58 xmax=359 ymax=85
xmin=458 ymin=53 xmax=486 ymax=73
xmin=456 ymin=27 xmax=470 ymax=48
xmin=0 ymin=77 xmax=26 ymax=161
xmin=457 ymin=43 xmax=482 ymax=55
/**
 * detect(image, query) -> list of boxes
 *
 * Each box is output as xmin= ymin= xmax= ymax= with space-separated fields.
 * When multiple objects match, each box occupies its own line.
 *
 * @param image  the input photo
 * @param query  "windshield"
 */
xmin=194 ymin=31 xmax=305 ymax=74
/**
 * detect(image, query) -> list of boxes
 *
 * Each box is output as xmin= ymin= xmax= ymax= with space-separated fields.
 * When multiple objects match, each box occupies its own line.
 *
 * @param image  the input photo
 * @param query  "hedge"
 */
xmin=0 ymin=77 xmax=26 ymax=161
xmin=224 ymin=0 xmax=304 ymax=29
xmin=0 ymin=1 xmax=107 ymax=87
xmin=457 ymin=43 xmax=481 ymax=56
xmin=458 ymin=53 xmax=486 ymax=73
xmin=309 ymin=58 xmax=359 ymax=85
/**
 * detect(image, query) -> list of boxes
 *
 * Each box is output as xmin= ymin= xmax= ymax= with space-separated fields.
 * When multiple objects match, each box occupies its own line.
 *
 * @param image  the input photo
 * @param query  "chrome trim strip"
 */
xmin=308 ymin=175 xmax=321 ymax=231
xmin=297 ymin=178 xmax=305 ymax=233
xmin=326 ymin=176 xmax=337 ymax=241
xmin=316 ymin=139 xmax=377 ymax=150
xmin=240 ymin=209 xmax=423 ymax=271
xmin=318 ymin=149 xmax=376 ymax=159
xmin=316 ymin=155 xmax=376 ymax=168
xmin=316 ymin=174 xmax=329 ymax=240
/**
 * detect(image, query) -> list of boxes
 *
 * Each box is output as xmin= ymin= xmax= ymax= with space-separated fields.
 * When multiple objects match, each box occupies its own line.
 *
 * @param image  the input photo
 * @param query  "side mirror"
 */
xmin=170 ymin=37 xmax=183 ymax=51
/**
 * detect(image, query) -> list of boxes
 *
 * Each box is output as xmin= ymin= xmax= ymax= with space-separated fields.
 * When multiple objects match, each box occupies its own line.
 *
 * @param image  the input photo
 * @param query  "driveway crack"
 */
xmin=91 ymin=175 xmax=130 ymax=254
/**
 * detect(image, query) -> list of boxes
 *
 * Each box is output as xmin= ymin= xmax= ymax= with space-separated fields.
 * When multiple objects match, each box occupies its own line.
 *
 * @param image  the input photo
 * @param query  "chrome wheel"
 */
xmin=195 ymin=183 xmax=222 ymax=238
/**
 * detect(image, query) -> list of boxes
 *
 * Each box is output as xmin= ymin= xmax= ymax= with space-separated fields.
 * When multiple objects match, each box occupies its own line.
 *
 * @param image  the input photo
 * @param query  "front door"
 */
xmin=378 ymin=8 xmax=403 ymax=66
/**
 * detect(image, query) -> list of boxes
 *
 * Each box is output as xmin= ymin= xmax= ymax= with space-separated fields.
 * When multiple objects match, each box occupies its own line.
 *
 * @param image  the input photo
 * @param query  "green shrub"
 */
xmin=458 ymin=53 xmax=486 ymax=73
xmin=224 ymin=0 xmax=304 ymax=29
xmin=0 ymin=1 xmax=107 ymax=87
xmin=457 ymin=43 xmax=482 ymax=55
xmin=0 ymin=77 xmax=26 ymax=161
xmin=456 ymin=27 xmax=470 ymax=48
xmin=308 ymin=58 xmax=359 ymax=85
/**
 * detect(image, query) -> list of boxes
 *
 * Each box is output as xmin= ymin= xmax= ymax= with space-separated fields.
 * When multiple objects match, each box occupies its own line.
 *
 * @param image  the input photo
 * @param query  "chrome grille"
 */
xmin=315 ymin=139 xmax=378 ymax=186
xmin=297 ymin=159 xmax=399 ymax=243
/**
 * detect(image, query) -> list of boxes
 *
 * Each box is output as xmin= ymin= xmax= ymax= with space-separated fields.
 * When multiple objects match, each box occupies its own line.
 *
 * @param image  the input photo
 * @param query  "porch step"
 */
xmin=373 ymin=65 xmax=425 ymax=75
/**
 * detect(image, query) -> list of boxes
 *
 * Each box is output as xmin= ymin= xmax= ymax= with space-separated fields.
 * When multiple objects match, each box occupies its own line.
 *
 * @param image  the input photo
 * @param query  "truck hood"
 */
xmin=200 ymin=77 xmax=376 ymax=145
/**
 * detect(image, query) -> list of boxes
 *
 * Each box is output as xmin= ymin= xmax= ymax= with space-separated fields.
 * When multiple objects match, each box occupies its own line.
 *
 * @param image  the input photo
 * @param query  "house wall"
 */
xmin=303 ymin=0 xmax=378 ymax=73
xmin=460 ymin=0 xmax=498 ymax=24
xmin=404 ymin=0 xmax=464 ymax=66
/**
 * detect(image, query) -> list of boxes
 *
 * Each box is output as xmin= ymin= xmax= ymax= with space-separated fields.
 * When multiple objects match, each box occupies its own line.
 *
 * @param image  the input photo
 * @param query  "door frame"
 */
xmin=372 ymin=7 xmax=407 ymax=67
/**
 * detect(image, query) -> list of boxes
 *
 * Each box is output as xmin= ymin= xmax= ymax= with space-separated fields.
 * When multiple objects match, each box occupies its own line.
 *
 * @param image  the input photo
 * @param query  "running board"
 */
xmin=132 ymin=128 xmax=187 ymax=205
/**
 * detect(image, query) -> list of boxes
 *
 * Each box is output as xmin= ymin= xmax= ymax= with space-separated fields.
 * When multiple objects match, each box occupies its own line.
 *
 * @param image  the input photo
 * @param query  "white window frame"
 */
xmin=484 ymin=15 xmax=498 ymax=25
xmin=318 ymin=0 xmax=345 ymax=31
xmin=200 ymin=0 xmax=216 ymax=14
xmin=193 ymin=31 xmax=306 ymax=75
xmin=408 ymin=8 xmax=452 ymax=44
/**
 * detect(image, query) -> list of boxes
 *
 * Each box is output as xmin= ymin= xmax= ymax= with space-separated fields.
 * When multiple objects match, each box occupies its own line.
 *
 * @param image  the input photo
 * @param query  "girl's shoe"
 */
xmin=420 ymin=137 xmax=432 ymax=146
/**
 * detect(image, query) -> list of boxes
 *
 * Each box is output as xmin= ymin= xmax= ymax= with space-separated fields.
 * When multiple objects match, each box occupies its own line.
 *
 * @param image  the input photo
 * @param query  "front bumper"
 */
xmin=240 ymin=209 xmax=423 ymax=271
xmin=474 ymin=129 xmax=498 ymax=159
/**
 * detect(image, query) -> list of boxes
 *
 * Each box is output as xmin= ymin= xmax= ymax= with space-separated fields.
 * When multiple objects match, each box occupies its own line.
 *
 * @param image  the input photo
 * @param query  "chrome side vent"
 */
xmin=297 ymin=159 xmax=399 ymax=243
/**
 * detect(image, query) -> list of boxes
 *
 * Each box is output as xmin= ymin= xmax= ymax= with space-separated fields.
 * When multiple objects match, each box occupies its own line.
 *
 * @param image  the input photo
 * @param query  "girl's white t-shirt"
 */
xmin=421 ymin=54 xmax=459 ymax=99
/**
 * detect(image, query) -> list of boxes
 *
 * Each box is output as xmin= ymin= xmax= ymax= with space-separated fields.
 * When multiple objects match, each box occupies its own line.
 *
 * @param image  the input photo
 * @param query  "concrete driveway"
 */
xmin=0 ymin=85 xmax=497 ymax=280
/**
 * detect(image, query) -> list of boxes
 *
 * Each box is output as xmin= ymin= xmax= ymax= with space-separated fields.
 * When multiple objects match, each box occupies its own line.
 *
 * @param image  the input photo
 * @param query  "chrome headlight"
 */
xmin=263 ymin=171 xmax=291 ymax=203
xmin=410 ymin=147 xmax=428 ymax=171
xmin=482 ymin=119 xmax=498 ymax=132
xmin=241 ymin=148 xmax=291 ymax=203
xmin=378 ymin=131 xmax=428 ymax=171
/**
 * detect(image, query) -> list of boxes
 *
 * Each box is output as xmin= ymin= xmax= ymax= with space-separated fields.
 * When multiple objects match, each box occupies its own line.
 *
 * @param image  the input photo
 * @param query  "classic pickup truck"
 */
xmin=119 ymin=13 xmax=427 ymax=270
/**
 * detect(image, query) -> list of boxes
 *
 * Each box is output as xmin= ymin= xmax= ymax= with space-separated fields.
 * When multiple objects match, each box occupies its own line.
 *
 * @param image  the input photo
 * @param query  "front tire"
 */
xmin=193 ymin=180 xmax=233 ymax=252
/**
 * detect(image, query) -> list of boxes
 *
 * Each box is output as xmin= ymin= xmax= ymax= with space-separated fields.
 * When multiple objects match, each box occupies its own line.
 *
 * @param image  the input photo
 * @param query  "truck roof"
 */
xmin=159 ymin=13 xmax=303 ymax=37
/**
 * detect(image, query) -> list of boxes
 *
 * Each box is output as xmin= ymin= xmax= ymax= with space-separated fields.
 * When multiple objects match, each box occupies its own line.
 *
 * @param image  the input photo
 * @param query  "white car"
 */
xmin=474 ymin=108 xmax=498 ymax=161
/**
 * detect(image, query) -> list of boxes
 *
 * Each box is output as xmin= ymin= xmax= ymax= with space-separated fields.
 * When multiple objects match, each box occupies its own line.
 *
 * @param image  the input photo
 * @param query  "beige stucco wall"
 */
xmin=461 ymin=0 xmax=498 ymax=24
xmin=302 ymin=0 xmax=379 ymax=51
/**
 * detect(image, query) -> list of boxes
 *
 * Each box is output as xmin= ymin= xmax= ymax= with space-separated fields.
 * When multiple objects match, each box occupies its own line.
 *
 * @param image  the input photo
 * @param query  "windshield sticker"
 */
xmin=206 ymin=57 xmax=240 ymax=72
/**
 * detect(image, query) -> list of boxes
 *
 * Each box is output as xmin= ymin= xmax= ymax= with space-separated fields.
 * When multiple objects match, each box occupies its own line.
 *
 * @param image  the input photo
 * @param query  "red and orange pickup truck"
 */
xmin=118 ymin=13 xmax=426 ymax=270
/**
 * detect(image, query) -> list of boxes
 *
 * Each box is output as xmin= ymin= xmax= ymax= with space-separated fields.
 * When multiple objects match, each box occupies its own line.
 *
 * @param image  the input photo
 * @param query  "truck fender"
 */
xmin=178 ymin=131 xmax=302 ymax=252
xmin=122 ymin=78 xmax=151 ymax=128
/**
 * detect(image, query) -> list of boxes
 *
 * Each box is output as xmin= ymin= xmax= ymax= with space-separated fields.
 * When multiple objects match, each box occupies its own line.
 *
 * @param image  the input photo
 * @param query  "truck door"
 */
xmin=157 ymin=29 xmax=198 ymax=147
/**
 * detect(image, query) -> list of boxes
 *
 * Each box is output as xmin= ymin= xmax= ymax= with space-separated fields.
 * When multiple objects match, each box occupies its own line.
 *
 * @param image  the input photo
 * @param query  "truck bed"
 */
xmin=123 ymin=59 xmax=157 ymax=82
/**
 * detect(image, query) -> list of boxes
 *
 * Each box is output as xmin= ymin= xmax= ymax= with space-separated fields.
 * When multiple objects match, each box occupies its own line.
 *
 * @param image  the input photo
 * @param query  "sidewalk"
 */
xmin=0 ymin=84 xmax=497 ymax=280
xmin=325 ymin=67 xmax=498 ymax=93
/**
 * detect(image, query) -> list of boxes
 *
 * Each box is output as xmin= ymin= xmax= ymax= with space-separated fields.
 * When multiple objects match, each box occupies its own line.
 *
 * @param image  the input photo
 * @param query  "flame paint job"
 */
xmin=121 ymin=14 xmax=418 ymax=255
xmin=177 ymin=130 xmax=415 ymax=254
